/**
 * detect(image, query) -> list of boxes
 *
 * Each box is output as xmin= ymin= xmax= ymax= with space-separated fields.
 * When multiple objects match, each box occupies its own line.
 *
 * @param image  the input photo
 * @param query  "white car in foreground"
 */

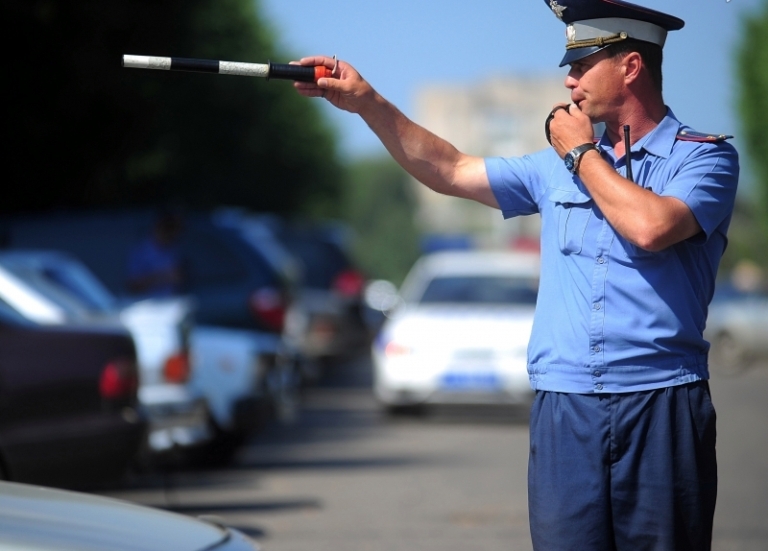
xmin=372 ymin=250 xmax=539 ymax=412
xmin=0 ymin=481 xmax=260 ymax=551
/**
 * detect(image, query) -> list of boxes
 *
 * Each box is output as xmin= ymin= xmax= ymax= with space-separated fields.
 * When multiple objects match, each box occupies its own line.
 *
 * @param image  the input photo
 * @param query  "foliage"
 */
xmin=340 ymin=156 xmax=422 ymax=285
xmin=736 ymin=0 xmax=768 ymax=251
xmin=4 ymin=0 xmax=343 ymax=216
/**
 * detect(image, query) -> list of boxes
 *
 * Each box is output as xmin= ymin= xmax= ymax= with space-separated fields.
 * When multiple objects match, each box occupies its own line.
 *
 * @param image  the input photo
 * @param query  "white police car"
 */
xmin=371 ymin=250 xmax=538 ymax=413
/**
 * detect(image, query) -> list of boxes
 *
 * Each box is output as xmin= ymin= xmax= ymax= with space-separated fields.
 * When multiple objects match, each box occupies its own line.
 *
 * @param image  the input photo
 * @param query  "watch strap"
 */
xmin=567 ymin=143 xmax=598 ymax=174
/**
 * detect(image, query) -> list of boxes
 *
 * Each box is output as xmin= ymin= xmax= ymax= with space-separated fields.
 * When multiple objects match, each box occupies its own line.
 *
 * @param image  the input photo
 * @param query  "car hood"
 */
xmin=0 ymin=481 xmax=228 ymax=551
xmin=380 ymin=304 xmax=535 ymax=350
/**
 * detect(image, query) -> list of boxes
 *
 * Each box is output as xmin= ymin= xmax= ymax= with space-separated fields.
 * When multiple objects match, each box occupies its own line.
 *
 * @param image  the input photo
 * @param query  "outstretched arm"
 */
xmin=293 ymin=56 xmax=498 ymax=209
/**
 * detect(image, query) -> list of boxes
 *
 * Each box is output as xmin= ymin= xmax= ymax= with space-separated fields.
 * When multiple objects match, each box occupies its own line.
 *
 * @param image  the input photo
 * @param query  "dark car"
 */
xmin=0 ymin=209 xmax=295 ymax=335
xmin=0 ymin=297 xmax=146 ymax=488
xmin=240 ymin=215 xmax=371 ymax=380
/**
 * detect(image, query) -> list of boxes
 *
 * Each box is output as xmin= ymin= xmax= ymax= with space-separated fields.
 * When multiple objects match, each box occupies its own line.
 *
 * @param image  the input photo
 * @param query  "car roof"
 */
xmin=413 ymin=250 xmax=540 ymax=276
xmin=399 ymin=250 xmax=540 ymax=303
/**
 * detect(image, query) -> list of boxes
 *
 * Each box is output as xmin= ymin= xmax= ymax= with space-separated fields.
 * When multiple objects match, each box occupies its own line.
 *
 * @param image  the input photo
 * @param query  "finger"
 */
xmin=549 ymin=104 xmax=571 ymax=121
xmin=293 ymin=81 xmax=325 ymax=98
xmin=567 ymin=103 xmax=583 ymax=114
xmin=298 ymin=55 xmax=336 ymax=68
xmin=316 ymin=74 xmax=345 ymax=92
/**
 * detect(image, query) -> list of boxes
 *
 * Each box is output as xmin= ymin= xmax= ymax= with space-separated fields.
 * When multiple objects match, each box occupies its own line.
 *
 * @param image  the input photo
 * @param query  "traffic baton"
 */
xmin=122 ymin=54 xmax=335 ymax=82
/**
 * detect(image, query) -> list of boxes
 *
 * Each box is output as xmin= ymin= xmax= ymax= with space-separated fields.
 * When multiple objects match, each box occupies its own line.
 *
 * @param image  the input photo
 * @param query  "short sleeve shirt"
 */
xmin=127 ymin=238 xmax=181 ymax=298
xmin=485 ymin=110 xmax=739 ymax=393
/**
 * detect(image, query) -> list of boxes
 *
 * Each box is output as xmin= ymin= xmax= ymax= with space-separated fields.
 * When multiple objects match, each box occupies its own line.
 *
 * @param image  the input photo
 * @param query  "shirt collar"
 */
xmin=596 ymin=108 xmax=680 ymax=159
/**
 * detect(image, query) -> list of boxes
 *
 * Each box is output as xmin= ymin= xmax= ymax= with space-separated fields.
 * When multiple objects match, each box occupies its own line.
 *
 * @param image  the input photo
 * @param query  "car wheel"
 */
xmin=710 ymin=331 xmax=750 ymax=376
xmin=184 ymin=415 xmax=245 ymax=469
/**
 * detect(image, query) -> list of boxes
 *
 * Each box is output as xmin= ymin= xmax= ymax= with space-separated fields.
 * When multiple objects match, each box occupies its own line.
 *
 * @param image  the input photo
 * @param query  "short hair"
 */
xmin=607 ymin=39 xmax=664 ymax=93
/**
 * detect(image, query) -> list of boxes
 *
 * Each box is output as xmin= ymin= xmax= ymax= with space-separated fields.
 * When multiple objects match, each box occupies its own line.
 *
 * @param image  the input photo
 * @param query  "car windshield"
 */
xmin=0 ymin=296 xmax=33 ymax=325
xmin=418 ymin=276 xmax=538 ymax=305
xmin=281 ymin=234 xmax=351 ymax=289
xmin=1 ymin=262 xmax=116 ymax=314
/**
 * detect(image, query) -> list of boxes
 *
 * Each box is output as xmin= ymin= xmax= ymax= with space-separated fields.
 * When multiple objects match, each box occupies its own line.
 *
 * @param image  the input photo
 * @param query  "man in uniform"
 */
xmin=293 ymin=1 xmax=739 ymax=549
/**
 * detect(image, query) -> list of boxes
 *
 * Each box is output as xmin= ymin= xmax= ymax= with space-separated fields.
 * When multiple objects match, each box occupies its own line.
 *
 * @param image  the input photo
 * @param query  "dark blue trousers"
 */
xmin=528 ymin=381 xmax=717 ymax=551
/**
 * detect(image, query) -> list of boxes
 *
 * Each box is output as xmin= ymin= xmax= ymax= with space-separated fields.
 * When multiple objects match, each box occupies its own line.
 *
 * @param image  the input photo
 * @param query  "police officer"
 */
xmin=294 ymin=1 xmax=739 ymax=549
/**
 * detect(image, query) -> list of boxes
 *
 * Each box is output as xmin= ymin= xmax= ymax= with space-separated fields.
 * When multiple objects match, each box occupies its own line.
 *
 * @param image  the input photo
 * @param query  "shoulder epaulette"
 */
xmin=676 ymin=129 xmax=733 ymax=143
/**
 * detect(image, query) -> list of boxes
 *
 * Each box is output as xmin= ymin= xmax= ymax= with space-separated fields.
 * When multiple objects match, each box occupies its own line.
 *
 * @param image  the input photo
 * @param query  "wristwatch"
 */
xmin=564 ymin=143 xmax=598 ymax=174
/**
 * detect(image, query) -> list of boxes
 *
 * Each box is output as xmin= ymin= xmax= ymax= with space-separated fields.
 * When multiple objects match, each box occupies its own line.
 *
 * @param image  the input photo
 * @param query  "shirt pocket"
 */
xmin=548 ymin=189 xmax=593 ymax=254
xmin=613 ymin=234 xmax=669 ymax=262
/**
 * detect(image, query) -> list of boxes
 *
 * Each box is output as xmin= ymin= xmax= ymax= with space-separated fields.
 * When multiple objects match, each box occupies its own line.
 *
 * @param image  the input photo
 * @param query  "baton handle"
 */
xmin=122 ymin=55 xmax=333 ymax=82
xmin=268 ymin=63 xmax=333 ymax=82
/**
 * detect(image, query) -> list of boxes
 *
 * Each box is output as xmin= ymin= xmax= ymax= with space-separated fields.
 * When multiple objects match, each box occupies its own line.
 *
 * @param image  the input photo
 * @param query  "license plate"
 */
xmin=441 ymin=372 xmax=501 ymax=390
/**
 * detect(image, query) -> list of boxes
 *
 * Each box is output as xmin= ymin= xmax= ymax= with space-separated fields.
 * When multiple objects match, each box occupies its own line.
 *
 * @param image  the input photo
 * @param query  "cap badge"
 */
xmin=549 ymin=0 xmax=567 ymax=20
xmin=566 ymin=24 xmax=576 ymax=43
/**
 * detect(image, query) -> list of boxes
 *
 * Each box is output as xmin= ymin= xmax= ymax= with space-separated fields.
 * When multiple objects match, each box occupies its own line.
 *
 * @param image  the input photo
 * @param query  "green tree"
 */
xmin=735 ymin=0 xmax=768 ymax=267
xmin=341 ymin=156 xmax=422 ymax=285
xmin=4 ymin=0 xmax=343 ymax=215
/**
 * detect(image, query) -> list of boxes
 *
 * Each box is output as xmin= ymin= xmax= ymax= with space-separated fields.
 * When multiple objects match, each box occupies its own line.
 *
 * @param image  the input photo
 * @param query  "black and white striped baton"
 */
xmin=122 ymin=54 xmax=335 ymax=82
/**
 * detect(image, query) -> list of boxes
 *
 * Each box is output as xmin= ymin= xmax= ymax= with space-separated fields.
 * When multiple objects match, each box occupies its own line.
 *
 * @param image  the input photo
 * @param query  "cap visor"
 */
xmin=559 ymin=45 xmax=607 ymax=67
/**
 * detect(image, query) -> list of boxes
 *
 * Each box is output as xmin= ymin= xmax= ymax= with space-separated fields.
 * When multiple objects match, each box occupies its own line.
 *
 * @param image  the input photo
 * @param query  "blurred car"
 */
xmin=238 ymin=214 xmax=370 ymax=381
xmin=705 ymin=284 xmax=768 ymax=375
xmin=371 ymin=250 xmax=539 ymax=412
xmin=0 ymin=480 xmax=260 ymax=550
xmin=0 ymin=251 xmax=212 ymax=461
xmin=3 ymin=250 xmax=296 ymax=466
xmin=0 ymin=271 xmax=145 ymax=487
xmin=0 ymin=209 xmax=294 ymax=334
xmin=188 ymin=324 xmax=297 ymax=464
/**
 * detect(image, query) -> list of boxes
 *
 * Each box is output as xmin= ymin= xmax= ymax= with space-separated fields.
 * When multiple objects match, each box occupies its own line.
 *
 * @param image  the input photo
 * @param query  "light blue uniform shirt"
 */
xmin=486 ymin=110 xmax=739 ymax=393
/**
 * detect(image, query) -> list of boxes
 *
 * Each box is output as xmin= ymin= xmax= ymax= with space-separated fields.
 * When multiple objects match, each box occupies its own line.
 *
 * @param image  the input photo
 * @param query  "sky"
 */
xmin=260 ymin=0 xmax=763 ymax=169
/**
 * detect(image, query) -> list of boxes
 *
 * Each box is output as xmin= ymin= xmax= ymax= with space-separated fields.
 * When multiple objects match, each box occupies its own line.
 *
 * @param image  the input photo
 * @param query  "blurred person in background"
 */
xmin=292 ymin=1 xmax=739 ymax=549
xmin=127 ymin=208 xmax=186 ymax=298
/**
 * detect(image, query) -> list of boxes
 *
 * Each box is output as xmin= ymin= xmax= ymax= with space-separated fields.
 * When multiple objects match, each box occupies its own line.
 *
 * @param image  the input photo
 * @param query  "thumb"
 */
xmin=316 ymin=77 xmax=347 ymax=97
xmin=317 ymin=77 xmax=338 ymax=89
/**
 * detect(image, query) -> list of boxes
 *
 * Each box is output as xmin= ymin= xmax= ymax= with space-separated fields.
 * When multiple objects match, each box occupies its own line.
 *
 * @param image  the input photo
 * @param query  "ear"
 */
xmin=622 ymin=51 xmax=643 ymax=84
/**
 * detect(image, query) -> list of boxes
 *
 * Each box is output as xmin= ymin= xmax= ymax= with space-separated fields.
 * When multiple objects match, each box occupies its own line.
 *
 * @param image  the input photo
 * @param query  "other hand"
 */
xmin=547 ymin=103 xmax=595 ymax=158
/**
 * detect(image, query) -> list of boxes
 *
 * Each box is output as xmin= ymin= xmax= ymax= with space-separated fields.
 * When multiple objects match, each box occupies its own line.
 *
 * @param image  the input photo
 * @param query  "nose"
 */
xmin=564 ymin=70 xmax=578 ymax=91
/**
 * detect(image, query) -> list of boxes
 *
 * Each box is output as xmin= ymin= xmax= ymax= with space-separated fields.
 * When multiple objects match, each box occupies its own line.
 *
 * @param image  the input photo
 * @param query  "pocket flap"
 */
xmin=548 ymin=188 xmax=592 ymax=206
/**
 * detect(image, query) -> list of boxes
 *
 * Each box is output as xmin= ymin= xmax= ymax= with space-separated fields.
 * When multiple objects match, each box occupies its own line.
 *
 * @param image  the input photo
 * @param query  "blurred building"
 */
xmin=412 ymin=73 xmax=568 ymax=250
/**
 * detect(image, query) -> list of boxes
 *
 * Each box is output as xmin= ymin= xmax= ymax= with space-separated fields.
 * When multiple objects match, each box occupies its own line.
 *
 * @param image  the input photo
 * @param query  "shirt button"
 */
xmin=593 ymin=303 xmax=602 ymax=310
xmin=596 ymin=383 xmax=604 ymax=391
xmin=593 ymin=346 xmax=601 ymax=353
xmin=593 ymin=370 xmax=602 ymax=377
xmin=597 ymin=257 xmax=606 ymax=264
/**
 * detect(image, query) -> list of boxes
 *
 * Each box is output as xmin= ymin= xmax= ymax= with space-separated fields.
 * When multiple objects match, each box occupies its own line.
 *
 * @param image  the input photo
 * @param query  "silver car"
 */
xmin=705 ymin=286 xmax=768 ymax=375
xmin=0 ymin=480 xmax=259 ymax=550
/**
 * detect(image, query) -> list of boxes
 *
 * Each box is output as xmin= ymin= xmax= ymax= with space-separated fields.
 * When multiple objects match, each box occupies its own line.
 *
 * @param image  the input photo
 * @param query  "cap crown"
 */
xmin=545 ymin=0 xmax=684 ymax=66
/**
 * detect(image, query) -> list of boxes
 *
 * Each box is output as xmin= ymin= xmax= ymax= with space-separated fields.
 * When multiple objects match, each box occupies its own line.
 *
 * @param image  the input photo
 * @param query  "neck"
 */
xmin=604 ymin=95 xmax=666 ymax=156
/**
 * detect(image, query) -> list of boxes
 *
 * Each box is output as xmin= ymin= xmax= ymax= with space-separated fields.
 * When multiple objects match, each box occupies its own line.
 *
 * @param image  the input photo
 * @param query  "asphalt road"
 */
xmin=101 ymin=356 xmax=768 ymax=551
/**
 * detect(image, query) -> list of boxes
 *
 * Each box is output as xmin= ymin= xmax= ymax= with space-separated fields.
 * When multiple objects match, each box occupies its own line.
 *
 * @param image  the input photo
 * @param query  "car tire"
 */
xmin=185 ymin=418 xmax=245 ymax=469
xmin=710 ymin=331 xmax=750 ymax=376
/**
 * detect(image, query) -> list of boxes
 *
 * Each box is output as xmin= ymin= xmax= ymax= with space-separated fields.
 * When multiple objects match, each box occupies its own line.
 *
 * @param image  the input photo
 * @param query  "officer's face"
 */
xmin=564 ymin=50 xmax=624 ymax=122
